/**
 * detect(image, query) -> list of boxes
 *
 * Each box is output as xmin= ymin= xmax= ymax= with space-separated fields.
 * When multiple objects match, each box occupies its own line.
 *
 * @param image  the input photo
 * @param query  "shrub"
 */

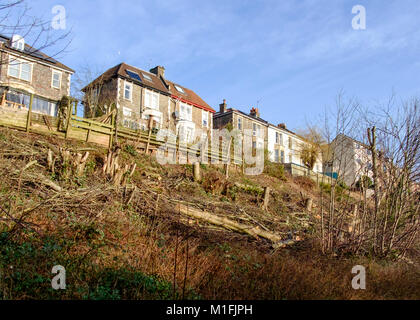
xmin=124 ymin=144 xmax=138 ymax=157
xmin=356 ymin=175 xmax=373 ymax=190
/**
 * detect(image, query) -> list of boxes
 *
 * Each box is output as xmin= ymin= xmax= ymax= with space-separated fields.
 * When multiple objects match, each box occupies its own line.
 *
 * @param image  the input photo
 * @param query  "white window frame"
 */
xmin=123 ymin=107 xmax=132 ymax=117
xmin=274 ymin=149 xmax=279 ymax=162
xmin=51 ymin=69 xmax=62 ymax=89
xmin=124 ymin=80 xmax=133 ymax=101
xmin=180 ymin=102 xmax=192 ymax=121
xmin=142 ymin=73 xmax=152 ymax=81
xmin=202 ymin=110 xmax=209 ymax=128
xmin=174 ymin=85 xmax=185 ymax=94
xmin=11 ymin=35 xmax=25 ymax=51
xmin=144 ymin=88 xmax=159 ymax=110
xmin=7 ymin=56 xmax=32 ymax=82
xmin=177 ymin=122 xmax=195 ymax=143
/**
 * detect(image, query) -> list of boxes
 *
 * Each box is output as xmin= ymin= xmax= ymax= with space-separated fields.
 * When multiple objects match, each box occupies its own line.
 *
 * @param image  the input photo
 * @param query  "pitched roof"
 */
xmin=85 ymin=62 xmax=215 ymax=113
xmin=214 ymin=108 xmax=268 ymax=125
xmin=0 ymin=35 xmax=74 ymax=73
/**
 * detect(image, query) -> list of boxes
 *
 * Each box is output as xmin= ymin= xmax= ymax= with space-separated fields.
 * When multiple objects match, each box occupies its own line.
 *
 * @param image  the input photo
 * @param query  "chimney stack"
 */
xmin=277 ymin=123 xmax=286 ymax=129
xmin=219 ymin=99 xmax=227 ymax=113
xmin=150 ymin=65 xmax=165 ymax=78
xmin=250 ymin=107 xmax=260 ymax=118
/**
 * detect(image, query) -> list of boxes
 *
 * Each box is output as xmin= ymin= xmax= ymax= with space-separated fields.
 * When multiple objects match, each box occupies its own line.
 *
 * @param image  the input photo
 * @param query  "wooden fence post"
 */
xmin=241 ymin=136 xmax=245 ymax=174
xmin=26 ymin=94 xmax=34 ymax=132
xmin=64 ymin=100 xmax=72 ymax=139
xmin=86 ymin=121 xmax=92 ymax=142
xmin=145 ymin=117 xmax=152 ymax=154
xmin=109 ymin=109 xmax=115 ymax=149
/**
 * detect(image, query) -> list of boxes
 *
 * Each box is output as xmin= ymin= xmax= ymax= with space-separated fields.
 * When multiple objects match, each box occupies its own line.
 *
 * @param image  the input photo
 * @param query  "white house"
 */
xmin=267 ymin=123 xmax=323 ymax=173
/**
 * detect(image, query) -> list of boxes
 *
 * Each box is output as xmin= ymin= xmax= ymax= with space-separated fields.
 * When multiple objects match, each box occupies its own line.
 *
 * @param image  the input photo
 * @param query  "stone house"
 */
xmin=213 ymin=100 xmax=268 ymax=153
xmin=0 ymin=34 xmax=74 ymax=116
xmin=213 ymin=99 xmax=323 ymax=171
xmin=82 ymin=63 xmax=215 ymax=142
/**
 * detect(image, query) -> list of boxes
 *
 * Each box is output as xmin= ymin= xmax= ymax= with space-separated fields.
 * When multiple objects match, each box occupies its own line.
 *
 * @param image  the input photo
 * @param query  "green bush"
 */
xmin=124 ymin=144 xmax=138 ymax=157
xmin=356 ymin=175 xmax=373 ymax=190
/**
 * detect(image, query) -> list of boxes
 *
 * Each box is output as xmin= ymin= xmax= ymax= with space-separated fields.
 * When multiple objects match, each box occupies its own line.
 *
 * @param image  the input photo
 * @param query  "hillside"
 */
xmin=0 ymin=126 xmax=418 ymax=300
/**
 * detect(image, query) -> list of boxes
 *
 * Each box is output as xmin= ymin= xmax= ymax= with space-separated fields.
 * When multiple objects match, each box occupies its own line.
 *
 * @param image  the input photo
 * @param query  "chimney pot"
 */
xmin=278 ymin=123 xmax=286 ymax=129
xmin=250 ymin=107 xmax=260 ymax=118
xmin=219 ymin=99 xmax=227 ymax=113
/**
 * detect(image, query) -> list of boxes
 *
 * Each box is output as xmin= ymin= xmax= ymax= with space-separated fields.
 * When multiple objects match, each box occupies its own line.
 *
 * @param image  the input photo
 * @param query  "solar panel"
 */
xmin=126 ymin=70 xmax=142 ymax=82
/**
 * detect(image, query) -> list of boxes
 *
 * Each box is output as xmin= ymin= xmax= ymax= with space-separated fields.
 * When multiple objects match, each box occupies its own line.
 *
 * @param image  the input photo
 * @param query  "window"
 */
xmin=124 ymin=81 xmax=132 ymax=100
xmin=275 ymin=149 xmax=279 ymax=162
xmin=180 ymin=103 xmax=192 ymax=121
xmin=123 ymin=107 xmax=132 ymax=117
xmin=276 ymin=132 xmax=283 ymax=145
xmin=11 ymin=35 xmax=24 ymax=51
xmin=281 ymin=150 xmax=285 ymax=163
xmin=6 ymin=90 xmax=30 ymax=108
xmin=289 ymin=154 xmax=292 ymax=163
xmin=252 ymin=141 xmax=256 ymax=149
xmin=8 ymin=56 xmax=32 ymax=82
xmin=253 ymin=123 xmax=260 ymax=136
xmin=237 ymin=117 xmax=242 ymax=130
xmin=144 ymin=89 xmax=159 ymax=110
xmin=20 ymin=63 xmax=31 ymax=81
xmin=51 ymin=70 xmax=62 ymax=89
xmin=288 ymin=137 xmax=293 ymax=149
xmin=174 ymin=85 xmax=185 ymax=94
xmin=178 ymin=124 xmax=195 ymax=143
xmin=126 ymin=70 xmax=141 ymax=81
xmin=202 ymin=110 xmax=208 ymax=128
xmin=142 ymin=73 xmax=152 ymax=81
xmin=186 ymin=127 xmax=194 ymax=142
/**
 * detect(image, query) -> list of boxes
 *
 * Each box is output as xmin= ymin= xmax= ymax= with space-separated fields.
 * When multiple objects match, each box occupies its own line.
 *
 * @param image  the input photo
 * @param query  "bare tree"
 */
xmin=297 ymin=126 xmax=325 ymax=170
xmin=71 ymin=64 xmax=117 ymax=118
xmin=0 ymin=0 xmax=72 ymax=62
xmin=314 ymin=92 xmax=419 ymax=258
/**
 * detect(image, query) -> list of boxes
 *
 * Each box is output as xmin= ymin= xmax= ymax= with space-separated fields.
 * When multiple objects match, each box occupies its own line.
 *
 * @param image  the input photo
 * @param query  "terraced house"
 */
xmin=267 ymin=123 xmax=323 ymax=173
xmin=213 ymin=99 xmax=323 ymax=172
xmin=0 ymin=34 xmax=74 ymax=116
xmin=213 ymin=100 xmax=268 ymax=152
xmin=83 ymin=63 xmax=215 ymax=142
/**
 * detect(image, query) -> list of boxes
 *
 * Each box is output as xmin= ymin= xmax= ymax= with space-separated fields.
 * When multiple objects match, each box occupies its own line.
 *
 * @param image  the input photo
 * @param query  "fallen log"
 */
xmin=176 ymin=203 xmax=300 ymax=248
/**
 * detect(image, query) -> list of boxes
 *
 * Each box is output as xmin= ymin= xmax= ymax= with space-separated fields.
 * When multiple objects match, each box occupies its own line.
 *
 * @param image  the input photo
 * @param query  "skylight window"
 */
xmin=174 ymin=85 xmax=185 ymax=94
xmin=142 ymin=73 xmax=152 ymax=81
xmin=126 ymin=70 xmax=141 ymax=82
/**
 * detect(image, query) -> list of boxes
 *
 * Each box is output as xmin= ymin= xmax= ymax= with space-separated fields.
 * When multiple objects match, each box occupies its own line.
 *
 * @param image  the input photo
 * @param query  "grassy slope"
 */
xmin=0 ymin=127 xmax=418 ymax=300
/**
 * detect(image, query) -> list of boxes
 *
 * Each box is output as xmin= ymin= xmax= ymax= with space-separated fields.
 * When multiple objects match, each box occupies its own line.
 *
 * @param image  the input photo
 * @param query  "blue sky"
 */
xmin=27 ymin=0 xmax=420 ymax=130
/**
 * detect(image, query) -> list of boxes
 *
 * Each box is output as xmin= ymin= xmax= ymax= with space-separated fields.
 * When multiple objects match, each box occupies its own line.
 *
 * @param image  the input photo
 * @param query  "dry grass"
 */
xmin=0 ymin=127 xmax=418 ymax=300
